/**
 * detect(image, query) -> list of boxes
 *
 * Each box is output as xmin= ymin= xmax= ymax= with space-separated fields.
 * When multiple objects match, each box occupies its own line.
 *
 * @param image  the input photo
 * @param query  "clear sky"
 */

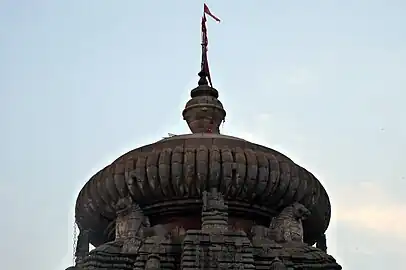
xmin=1 ymin=0 xmax=405 ymax=269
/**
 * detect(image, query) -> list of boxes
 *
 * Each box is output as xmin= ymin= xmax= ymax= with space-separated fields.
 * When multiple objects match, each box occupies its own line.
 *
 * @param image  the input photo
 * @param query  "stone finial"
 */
xmin=182 ymin=73 xmax=226 ymax=134
xmin=201 ymin=189 xmax=228 ymax=232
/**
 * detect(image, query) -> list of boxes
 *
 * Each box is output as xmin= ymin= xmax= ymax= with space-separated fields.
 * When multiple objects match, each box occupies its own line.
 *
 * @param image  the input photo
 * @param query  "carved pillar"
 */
xmin=181 ymin=189 xmax=254 ymax=270
xmin=75 ymin=228 xmax=90 ymax=266
xmin=270 ymin=257 xmax=287 ymax=270
xmin=145 ymin=254 xmax=161 ymax=270
xmin=201 ymin=189 xmax=228 ymax=233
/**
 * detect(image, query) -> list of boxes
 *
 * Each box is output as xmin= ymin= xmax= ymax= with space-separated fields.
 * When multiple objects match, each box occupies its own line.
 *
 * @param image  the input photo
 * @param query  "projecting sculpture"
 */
xmin=269 ymin=202 xmax=311 ymax=244
xmin=269 ymin=257 xmax=287 ymax=270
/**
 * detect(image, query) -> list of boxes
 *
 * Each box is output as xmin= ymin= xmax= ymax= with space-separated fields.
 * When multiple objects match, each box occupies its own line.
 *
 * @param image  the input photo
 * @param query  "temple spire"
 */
xmin=198 ymin=3 xmax=220 ymax=87
xmin=182 ymin=4 xmax=225 ymax=134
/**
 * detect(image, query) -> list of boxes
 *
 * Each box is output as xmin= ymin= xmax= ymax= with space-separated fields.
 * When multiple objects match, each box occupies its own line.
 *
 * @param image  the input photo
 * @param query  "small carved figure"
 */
xmin=270 ymin=257 xmax=287 ymax=270
xmin=269 ymin=202 xmax=310 ymax=244
xmin=115 ymin=196 xmax=133 ymax=212
xmin=115 ymin=196 xmax=150 ymax=254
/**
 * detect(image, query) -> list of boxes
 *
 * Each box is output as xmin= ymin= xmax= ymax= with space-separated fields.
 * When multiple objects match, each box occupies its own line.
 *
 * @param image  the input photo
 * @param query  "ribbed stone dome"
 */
xmin=75 ymin=133 xmax=331 ymax=247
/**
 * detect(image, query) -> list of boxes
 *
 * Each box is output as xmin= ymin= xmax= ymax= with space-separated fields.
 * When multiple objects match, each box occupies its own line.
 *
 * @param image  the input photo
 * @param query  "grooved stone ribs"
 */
xmin=76 ymin=135 xmax=331 ymax=247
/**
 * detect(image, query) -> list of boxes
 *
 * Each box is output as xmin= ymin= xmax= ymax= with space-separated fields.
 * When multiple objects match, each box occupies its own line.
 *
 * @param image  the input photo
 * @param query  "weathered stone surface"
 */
xmin=270 ymin=257 xmax=287 ymax=270
xmin=182 ymin=84 xmax=226 ymax=134
xmin=75 ymin=135 xmax=331 ymax=246
xmin=269 ymin=203 xmax=310 ymax=244
xmin=80 ymin=241 xmax=135 ymax=270
xmin=69 ymin=194 xmax=340 ymax=270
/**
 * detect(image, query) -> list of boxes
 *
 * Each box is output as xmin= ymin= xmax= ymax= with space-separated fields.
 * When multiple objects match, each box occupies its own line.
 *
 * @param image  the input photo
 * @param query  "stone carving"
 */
xmin=143 ymin=224 xmax=170 ymax=239
xmin=251 ymin=224 xmax=271 ymax=239
xmin=201 ymin=189 xmax=228 ymax=232
xmin=115 ymin=196 xmax=149 ymax=254
xmin=269 ymin=203 xmax=311 ymax=244
xmin=137 ymin=224 xmax=173 ymax=270
xmin=75 ymin=197 xmax=147 ymax=269
xmin=145 ymin=254 xmax=161 ymax=270
xmin=74 ymin=228 xmax=90 ymax=265
xmin=140 ymin=224 xmax=171 ymax=256
xmin=76 ymin=142 xmax=332 ymax=247
xmin=269 ymin=257 xmax=287 ymax=270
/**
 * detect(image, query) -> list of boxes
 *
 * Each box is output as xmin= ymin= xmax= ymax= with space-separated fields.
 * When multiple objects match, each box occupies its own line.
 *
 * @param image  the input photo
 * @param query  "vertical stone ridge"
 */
xmin=201 ymin=189 xmax=228 ymax=233
xmin=74 ymin=228 xmax=90 ymax=267
xmin=180 ymin=189 xmax=255 ymax=270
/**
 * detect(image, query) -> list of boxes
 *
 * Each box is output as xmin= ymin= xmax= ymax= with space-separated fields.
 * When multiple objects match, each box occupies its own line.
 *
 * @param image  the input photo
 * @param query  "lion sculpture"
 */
xmin=269 ymin=202 xmax=311 ymax=244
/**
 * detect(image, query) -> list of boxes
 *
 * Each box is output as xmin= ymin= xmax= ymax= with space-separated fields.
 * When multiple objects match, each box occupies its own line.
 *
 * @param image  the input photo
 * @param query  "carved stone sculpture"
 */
xmin=115 ymin=196 xmax=149 ymax=254
xmin=269 ymin=202 xmax=311 ymax=244
xmin=201 ymin=189 xmax=228 ymax=233
xmin=145 ymin=254 xmax=161 ymax=270
xmin=269 ymin=257 xmax=287 ymax=270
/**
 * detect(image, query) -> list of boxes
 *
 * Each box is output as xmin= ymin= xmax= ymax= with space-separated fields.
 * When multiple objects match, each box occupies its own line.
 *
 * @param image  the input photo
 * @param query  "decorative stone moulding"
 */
xmin=75 ymin=134 xmax=331 ymax=247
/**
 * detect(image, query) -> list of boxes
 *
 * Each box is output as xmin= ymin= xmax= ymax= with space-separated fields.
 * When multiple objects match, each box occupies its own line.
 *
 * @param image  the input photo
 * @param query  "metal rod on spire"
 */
xmin=198 ymin=4 xmax=220 ymax=87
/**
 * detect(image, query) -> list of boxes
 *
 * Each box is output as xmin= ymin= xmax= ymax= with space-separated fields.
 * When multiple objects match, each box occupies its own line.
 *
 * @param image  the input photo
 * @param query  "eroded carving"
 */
xmin=270 ymin=257 xmax=287 ymax=270
xmin=201 ymin=189 xmax=228 ymax=232
xmin=142 ymin=224 xmax=170 ymax=239
xmin=115 ymin=196 xmax=149 ymax=254
xmin=145 ymin=254 xmax=161 ymax=270
xmin=269 ymin=202 xmax=310 ymax=244
xmin=74 ymin=228 xmax=90 ymax=265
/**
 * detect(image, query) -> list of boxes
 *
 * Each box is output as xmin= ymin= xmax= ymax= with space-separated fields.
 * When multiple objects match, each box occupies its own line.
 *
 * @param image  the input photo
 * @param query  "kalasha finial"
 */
xmin=182 ymin=4 xmax=225 ymax=134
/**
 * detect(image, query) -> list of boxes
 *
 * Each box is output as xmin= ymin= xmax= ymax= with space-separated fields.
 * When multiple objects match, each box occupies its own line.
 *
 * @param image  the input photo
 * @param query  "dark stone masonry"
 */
xmin=66 ymin=18 xmax=342 ymax=269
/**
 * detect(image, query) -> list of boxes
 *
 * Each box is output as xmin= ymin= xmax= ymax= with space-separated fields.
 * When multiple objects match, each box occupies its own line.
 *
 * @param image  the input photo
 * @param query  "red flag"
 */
xmin=204 ymin=4 xmax=221 ymax=22
xmin=199 ymin=4 xmax=219 ymax=87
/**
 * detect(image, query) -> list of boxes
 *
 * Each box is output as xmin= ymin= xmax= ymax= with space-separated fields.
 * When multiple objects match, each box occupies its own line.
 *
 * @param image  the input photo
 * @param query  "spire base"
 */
xmin=182 ymin=83 xmax=225 ymax=134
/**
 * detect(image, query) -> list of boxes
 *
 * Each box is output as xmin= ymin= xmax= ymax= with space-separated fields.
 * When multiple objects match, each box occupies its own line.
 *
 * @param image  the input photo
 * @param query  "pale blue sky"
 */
xmin=1 ymin=1 xmax=405 ymax=269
